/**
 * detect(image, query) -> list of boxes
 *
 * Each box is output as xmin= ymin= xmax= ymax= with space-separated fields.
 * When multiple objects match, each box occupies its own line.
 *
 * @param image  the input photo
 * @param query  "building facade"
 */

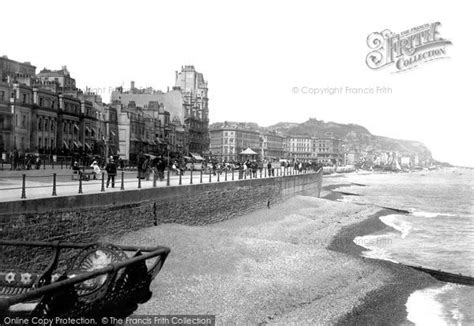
xmin=0 ymin=57 xmax=119 ymax=160
xmin=110 ymin=65 xmax=210 ymax=156
xmin=210 ymin=123 xmax=269 ymax=162
xmin=1 ymin=56 xmax=213 ymax=165
xmin=175 ymin=65 xmax=209 ymax=154
xmin=286 ymin=136 xmax=314 ymax=160
xmin=0 ymin=55 xmax=36 ymax=85
xmin=314 ymin=136 xmax=343 ymax=165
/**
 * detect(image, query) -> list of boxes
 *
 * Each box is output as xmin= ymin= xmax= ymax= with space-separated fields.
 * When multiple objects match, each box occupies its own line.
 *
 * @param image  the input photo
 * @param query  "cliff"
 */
xmin=267 ymin=118 xmax=433 ymax=161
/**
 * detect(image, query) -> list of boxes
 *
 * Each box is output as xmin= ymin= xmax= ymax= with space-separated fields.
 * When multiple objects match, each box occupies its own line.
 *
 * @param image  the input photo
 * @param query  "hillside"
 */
xmin=266 ymin=118 xmax=433 ymax=161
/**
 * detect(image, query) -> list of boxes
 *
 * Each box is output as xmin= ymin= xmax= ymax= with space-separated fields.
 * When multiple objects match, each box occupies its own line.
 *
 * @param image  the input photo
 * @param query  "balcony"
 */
xmin=0 ymin=125 xmax=13 ymax=132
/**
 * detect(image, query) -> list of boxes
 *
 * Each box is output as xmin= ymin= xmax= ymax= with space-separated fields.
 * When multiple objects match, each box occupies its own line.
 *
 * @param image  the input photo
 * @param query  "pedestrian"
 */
xmin=157 ymin=159 xmax=166 ymax=181
xmin=137 ymin=151 xmax=146 ymax=179
xmin=143 ymin=157 xmax=151 ymax=180
xmin=35 ymin=156 xmax=41 ymax=170
xmin=105 ymin=156 xmax=117 ymax=188
xmin=90 ymin=160 xmax=101 ymax=180
xmin=251 ymin=160 xmax=258 ymax=178
xmin=212 ymin=161 xmax=217 ymax=176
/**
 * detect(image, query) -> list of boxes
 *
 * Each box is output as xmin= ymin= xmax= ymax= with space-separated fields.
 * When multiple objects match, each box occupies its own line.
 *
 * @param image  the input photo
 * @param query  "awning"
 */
xmin=130 ymin=136 xmax=140 ymax=142
xmin=85 ymin=143 xmax=92 ymax=150
xmin=77 ymin=140 xmax=83 ymax=147
xmin=111 ymin=130 xmax=116 ymax=136
xmin=73 ymin=141 xmax=79 ymax=148
xmin=63 ymin=140 xmax=69 ymax=149
xmin=74 ymin=124 xmax=79 ymax=131
xmin=190 ymin=152 xmax=205 ymax=160
xmin=85 ymin=126 xmax=91 ymax=133
xmin=240 ymin=147 xmax=257 ymax=155
xmin=144 ymin=154 xmax=157 ymax=159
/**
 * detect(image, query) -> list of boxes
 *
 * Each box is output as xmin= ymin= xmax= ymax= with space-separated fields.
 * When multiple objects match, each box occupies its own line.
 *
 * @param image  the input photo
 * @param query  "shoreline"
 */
xmin=325 ymin=187 xmax=439 ymax=325
xmin=112 ymin=193 xmax=422 ymax=325
xmin=109 ymin=180 xmax=442 ymax=325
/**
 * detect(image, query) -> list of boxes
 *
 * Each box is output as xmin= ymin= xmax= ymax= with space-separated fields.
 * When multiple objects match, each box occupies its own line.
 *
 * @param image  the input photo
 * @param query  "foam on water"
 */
xmin=353 ymin=233 xmax=399 ymax=263
xmin=338 ymin=195 xmax=356 ymax=203
xmin=380 ymin=214 xmax=412 ymax=239
xmin=406 ymin=284 xmax=451 ymax=326
xmin=411 ymin=210 xmax=457 ymax=218
xmin=406 ymin=284 xmax=466 ymax=326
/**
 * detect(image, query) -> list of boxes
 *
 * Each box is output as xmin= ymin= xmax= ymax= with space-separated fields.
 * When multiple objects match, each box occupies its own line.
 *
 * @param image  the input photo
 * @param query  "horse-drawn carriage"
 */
xmin=0 ymin=240 xmax=170 ymax=321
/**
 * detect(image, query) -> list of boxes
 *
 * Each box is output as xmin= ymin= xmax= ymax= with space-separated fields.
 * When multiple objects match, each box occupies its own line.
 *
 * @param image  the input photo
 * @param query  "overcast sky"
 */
xmin=3 ymin=0 xmax=472 ymax=166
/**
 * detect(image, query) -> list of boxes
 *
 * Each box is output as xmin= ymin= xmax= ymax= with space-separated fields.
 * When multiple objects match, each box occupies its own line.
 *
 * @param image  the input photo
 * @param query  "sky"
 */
xmin=2 ymin=0 xmax=473 ymax=166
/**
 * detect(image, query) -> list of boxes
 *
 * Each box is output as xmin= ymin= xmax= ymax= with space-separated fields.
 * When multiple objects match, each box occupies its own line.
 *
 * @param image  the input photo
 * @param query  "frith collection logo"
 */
xmin=366 ymin=22 xmax=452 ymax=72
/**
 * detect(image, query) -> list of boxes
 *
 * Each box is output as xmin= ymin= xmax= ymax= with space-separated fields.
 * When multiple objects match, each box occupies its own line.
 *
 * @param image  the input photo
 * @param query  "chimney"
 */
xmin=131 ymin=81 xmax=135 ymax=90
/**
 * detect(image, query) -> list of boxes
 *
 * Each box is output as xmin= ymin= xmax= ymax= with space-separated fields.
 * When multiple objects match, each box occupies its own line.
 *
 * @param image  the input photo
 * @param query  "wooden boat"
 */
xmin=0 ymin=240 xmax=170 ymax=319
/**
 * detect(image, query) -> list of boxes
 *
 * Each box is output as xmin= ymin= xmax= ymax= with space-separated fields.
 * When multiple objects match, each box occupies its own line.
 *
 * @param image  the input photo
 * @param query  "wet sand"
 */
xmin=109 ymin=174 xmax=438 ymax=325
xmin=328 ymin=209 xmax=437 ymax=325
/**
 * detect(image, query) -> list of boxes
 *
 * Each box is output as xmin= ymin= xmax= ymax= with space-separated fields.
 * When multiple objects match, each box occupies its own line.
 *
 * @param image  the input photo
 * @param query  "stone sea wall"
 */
xmin=0 ymin=170 xmax=323 ymax=249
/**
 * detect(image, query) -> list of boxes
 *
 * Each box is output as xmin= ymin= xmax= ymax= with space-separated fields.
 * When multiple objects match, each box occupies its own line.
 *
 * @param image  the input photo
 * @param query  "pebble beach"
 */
xmin=110 ymin=174 xmax=438 ymax=325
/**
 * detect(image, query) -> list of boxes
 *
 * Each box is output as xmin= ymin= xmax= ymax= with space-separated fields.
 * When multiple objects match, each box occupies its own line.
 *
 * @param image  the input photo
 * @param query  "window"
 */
xmin=21 ymin=115 xmax=26 ymax=128
xmin=0 ymin=91 xmax=4 ymax=101
xmin=38 ymin=117 xmax=43 ymax=131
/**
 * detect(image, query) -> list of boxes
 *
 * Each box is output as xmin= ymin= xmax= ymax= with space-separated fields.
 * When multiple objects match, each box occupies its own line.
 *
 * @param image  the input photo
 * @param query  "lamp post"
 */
xmin=259 ymin=136 xmax=265 ymax=161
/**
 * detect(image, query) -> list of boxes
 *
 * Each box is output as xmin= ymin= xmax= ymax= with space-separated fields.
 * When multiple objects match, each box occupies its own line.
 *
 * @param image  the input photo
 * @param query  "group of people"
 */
xmin=70 ymin=153 xmax=324 ymax=187
xmin=3 ymin=151 xmax=42 ymax=170
xmin=137 ymin=154 xmax=168 ymax=181
xmin=72 ymin=156 xmax=118 ymax=188
xmin=207 ymin=159 xmax=323 ymax=178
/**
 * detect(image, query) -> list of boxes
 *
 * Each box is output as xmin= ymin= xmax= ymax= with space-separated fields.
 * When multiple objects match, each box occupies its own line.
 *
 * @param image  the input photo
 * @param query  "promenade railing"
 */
xmin=0 ymin=166 xmax=322 ymax=201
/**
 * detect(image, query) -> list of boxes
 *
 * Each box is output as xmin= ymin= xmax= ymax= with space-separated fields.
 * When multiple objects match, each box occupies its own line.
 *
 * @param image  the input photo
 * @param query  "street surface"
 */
xmin=0 ymin=165 xmax=300 ymax=202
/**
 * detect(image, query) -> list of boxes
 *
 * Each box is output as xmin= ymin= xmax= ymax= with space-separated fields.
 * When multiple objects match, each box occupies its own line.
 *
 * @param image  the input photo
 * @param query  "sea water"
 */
xmin=340 ymin=168 xmax=474 ymax=325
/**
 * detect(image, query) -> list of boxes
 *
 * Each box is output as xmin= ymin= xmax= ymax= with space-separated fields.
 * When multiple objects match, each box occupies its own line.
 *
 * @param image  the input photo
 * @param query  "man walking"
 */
xmin=106 ymin=156 xmax=117 ymax=188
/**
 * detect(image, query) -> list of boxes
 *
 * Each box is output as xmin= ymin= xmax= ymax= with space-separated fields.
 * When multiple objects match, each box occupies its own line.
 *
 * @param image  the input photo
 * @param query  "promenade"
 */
xmin=0 ymin=164 xmax=300 ymax=202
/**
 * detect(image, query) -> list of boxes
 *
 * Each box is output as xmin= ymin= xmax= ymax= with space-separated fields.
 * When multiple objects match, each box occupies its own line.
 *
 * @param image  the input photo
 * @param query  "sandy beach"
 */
xmin=109 ymin=172 xmax=438 ymax=325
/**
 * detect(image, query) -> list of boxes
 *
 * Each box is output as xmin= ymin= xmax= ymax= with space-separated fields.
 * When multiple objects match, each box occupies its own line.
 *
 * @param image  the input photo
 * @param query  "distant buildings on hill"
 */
xmin=209 ymin=122 xmax=428 ymax=167
xmin=209 ymin=122 xmax=344 ymax=165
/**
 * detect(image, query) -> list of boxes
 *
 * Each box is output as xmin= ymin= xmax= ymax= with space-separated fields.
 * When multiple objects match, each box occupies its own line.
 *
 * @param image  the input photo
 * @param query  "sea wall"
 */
xmin=0 ymin=170 xmax=323 ymax=248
